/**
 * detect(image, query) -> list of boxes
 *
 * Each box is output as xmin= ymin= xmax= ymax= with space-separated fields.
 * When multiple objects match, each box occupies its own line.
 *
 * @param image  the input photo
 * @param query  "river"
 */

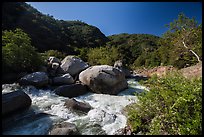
xmin=2 ymin=78 xmax=147 ymax=135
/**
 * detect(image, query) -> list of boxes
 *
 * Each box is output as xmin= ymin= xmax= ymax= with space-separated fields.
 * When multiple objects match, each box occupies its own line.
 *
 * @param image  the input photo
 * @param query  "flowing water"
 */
xmin=2 ymin=78 xmax=148 ymax=135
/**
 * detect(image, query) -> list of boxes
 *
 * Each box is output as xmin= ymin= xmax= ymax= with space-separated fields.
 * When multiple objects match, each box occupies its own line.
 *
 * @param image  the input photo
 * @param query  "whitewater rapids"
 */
xmin=2 ymin=79 xmax=147 ymax=135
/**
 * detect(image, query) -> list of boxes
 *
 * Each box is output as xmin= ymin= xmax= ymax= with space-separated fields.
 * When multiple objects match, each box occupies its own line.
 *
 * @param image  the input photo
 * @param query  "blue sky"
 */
xmin=27 ymin=2 xmax=202 ymax=37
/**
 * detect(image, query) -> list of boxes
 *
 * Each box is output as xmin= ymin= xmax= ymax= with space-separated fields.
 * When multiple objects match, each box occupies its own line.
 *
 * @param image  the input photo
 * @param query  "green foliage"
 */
xmin=127 ymin=72 xmax=202 ymax=135
xmin=74 ymin=47 xmax=89 ymax=62
xmin=87 ymin=46 xmax=120 ymax=66
xmin=2 ymin=28 xmax=44 ymax=73
xmin=86 ymin=33 xmax=166 ymax=69
xmin=2 ymin=3 xmax=202 ymax=70
xmin=2 ymin=2 xmax=109 ymax=53
xmin=161 ymin=13 xmax=202 ymax=68
xmin=41 ymin=50 xmax=67 ymax=61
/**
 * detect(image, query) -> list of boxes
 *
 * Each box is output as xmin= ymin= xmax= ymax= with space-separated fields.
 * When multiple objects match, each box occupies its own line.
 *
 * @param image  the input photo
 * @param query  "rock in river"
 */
xmin=60 ymin=56 xmax=89 ymax=77
xmin=2 ymin=90 xmax=32 ymax=117
xmin=18 ymin=72 xmax=49 ymax=88
xmin=79 ymin=65 xmax=128 ymax=95
xmin=54 ymin=83 xmax=88 ymax=97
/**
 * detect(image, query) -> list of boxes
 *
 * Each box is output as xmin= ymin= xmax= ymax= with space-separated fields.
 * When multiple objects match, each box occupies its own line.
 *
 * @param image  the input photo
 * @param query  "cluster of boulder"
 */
xmin=2 ymin=55 xmax=132 ymax=135
xmin=18 ymin=55 xmax=130 ymax=96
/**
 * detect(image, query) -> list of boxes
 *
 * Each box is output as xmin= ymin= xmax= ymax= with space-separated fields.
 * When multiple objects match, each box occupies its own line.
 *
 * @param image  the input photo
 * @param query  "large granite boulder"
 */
xmin=52 ymin=73 xmax=74 ymax=85
xmin=64 ymin=98 xmax=92 ymax=113
xmin=18 ymin=72 xmax=49 ymax=88
xmin=54 ymin=83 xmax=88 ymax=97
xmin=79 ymin=65 xmax=128 ymax=95
xmin=60 ymin=56 xmax=89 ymax=76
xmin=2 ymin=90 xmax=32 ymax=117
xmin=49 ymin=122 xmax=79 ymax=135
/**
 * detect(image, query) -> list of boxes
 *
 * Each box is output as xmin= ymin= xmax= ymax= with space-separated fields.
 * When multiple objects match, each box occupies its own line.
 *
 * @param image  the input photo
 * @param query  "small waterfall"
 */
xmin=2 ymin=78 xmax=147 ymax=135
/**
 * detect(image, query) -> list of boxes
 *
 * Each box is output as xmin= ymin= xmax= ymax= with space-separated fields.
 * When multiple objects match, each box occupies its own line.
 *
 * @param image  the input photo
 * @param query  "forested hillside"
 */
xmin=2 ymin=2 xmax=202 ymax=83
xmin=2 ymin=2 xmax=109 ymax=53
xmin=85 ymin=33 xmax=162 ymax=68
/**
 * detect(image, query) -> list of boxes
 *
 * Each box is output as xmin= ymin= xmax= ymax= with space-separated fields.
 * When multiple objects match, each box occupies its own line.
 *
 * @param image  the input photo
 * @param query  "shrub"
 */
xmin=127 ymin=72 xmax=202 ymax=135
xmin=87 ymin=46 xmax=119 ymax=66
xmin=40 ymin=49 xmax=67 ymax=61
xmin=2 ymin=28 xmax=44 ymax=73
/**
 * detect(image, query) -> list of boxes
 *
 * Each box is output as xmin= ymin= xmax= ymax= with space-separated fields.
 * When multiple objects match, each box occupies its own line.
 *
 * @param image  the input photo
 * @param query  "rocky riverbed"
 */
xmin=2 ymin=78 xmax=148 ymax=135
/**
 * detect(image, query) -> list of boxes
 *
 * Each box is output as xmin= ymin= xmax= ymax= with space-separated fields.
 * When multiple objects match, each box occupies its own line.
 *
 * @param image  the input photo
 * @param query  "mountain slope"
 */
xmin=2 ymin=2 xmax=109 ymax=53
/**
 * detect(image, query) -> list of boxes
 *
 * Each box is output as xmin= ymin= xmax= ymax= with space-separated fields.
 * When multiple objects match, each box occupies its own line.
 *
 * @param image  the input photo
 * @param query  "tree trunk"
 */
xmin=182 ymin=41 xmax=201 ymax=62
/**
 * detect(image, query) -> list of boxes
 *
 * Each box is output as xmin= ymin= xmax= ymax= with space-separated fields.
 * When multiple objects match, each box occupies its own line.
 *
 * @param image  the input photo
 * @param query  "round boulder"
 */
xmin=79 ymin=65 xmax=128 ymax=95
xmin=60 ymin=56 xmax=89 ymax=77
xmin=54 ymin=83 xmax=88 ymax=97
xmin=49 ymin=122 xmax=79 ymax=135
xmin=64 ymin=98 xmax=92 ymax=113
xmin=52 ymin=73 xmax=74 ymax=85
xmin=18 ymin=72 xmax=49 ymax=88
xmin=2 ymin=90 xmax=32 ymax=117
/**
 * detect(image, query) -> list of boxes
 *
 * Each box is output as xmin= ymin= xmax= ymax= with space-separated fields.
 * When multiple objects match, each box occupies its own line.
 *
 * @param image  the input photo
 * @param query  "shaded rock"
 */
xmin=51 ymin=62 xmax=60 ymax=70
xmin=38 ymin=66 xmax=47 ymax=73
xmin=54 ymin=83 xmax=88 ymax=97
xmin=48 ymin=56 xmax=61 ymax=65
xmin=114 ymin=60 xmax=131 ymax=78
xmin=64 ymin=98 xmax=92 ymax=113
xmin=60 ymin=56 xmax=89 ymax=76
xmin=49 ymin=122 xmax=79 ymax=135
xmin=18 ymin=72 xmax=49 ymax=88
xmin=55 ymin=66 xmax=66 ymax=75
xmin=121 ymin=68 xmax=132 ymax=78
xmin=52 ymin=73 xmax=74 ymax=85
xmin=2 ymin=90 xmax=32 ymax=117
xmin=79 ymin=65 xmax=128 ymax=95
xmin=47 ymin=69 xmax=57 ymax=77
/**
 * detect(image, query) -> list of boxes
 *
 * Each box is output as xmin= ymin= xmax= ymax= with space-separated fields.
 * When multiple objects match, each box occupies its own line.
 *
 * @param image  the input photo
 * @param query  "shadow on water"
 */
xmin=2 ymin=106 xmax=55 ymax=135
xmin=128 ymin=75 xmax=149 ymax=81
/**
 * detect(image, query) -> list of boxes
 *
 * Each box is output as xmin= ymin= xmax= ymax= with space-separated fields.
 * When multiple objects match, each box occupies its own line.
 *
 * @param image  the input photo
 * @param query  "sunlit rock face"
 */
xmin=79 ymin=65 xmax=128 ymax=95
xmin=60 ymin=56 xmax=89 ymax=77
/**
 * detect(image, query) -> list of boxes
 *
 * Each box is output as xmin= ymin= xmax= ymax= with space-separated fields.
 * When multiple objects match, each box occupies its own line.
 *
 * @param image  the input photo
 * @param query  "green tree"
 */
xmin=2 ymin=28 xmax=43 ymax=73
xmin=164 ymin=13 xmax=202 ymax=63
xmin=87 ymin=46 xmax=119 ymax=66
xmin=41 ymin=49 xmax=67 ymax=61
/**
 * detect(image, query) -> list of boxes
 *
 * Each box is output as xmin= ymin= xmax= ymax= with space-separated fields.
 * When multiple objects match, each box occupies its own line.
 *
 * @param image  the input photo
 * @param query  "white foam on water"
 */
xmin=2 ymin=78 xmax=146 ymax=135
xmin=2 ymin=83 xmax=21 ymax=94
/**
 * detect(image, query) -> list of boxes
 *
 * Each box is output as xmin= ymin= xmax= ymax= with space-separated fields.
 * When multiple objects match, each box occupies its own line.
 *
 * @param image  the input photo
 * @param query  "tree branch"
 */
xmin=182 ymin=41 xmax=201 ymax=62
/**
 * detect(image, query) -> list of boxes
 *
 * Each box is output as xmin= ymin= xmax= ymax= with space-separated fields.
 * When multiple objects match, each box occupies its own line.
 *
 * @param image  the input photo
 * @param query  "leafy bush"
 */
xmin=87 ymin=46 xmax=120 ymax=66
xmin=127 ymin=72 xmax=202 ymax=135
xmin=40 ymin=49 xmax=67 ymax=61
xmin=2 ymin=28 xmax=44 ymax=73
